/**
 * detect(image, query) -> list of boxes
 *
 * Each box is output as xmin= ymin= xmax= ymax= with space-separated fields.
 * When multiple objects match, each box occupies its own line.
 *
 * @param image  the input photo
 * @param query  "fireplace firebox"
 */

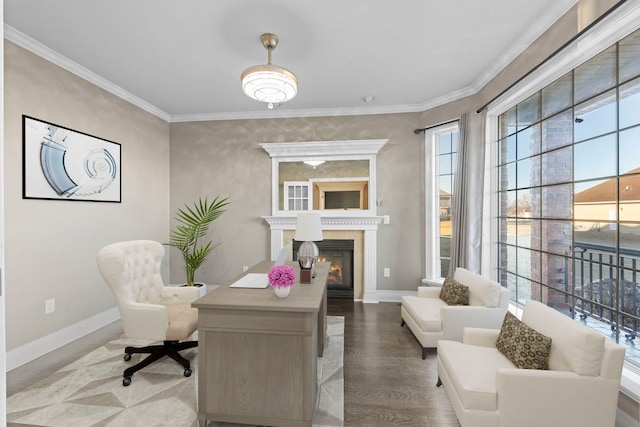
xmin=293 ymin=239 xmax=354 ymax=298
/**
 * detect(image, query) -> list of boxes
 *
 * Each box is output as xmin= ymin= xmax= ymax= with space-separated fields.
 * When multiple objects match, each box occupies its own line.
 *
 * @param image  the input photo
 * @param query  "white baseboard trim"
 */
xmin=377 ymin=290 xmax=417 ymax=302
xmin=616 ymin=407 xmax=639 ymax=427
xmin=6 ymin=306 xmax=120 ymax=371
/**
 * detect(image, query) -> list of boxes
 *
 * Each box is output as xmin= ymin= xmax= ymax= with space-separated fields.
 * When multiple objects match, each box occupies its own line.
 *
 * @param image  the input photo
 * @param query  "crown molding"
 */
xmin=487 ymin=0 xmax=640 ymax=115
xmin=170 ymin=102 xmax=433 ymax=122
xmin=169 ymin=83 xmax=479 ymax=122
xmin=3 ymin=0 xmax=579 ymax=124
xmin=4 ymin=24 xmax=171 ymax=122
xmin=4 ymin=20 xmax=472 ymax=124
xmin=169 ymin=0 xmax=578 ymax=125
xmin=470 ymin=0 xmax=579 ymax=95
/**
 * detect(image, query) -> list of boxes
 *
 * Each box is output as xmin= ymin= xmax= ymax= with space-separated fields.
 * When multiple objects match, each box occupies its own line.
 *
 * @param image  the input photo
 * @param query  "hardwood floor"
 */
xmin=328 ymin=299 xmax=459 ymax=427
xmin=8 ymin=299 xmax=460 ymax=426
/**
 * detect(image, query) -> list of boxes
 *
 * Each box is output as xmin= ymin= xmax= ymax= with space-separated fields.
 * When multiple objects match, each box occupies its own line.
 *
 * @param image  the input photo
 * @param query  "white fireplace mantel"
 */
xmin=263 ymin=215 xmax=387 ymax=229
xmin=260 ymin=139 xmax=389 ymax=303
xmin=263 ymin=214 xmax=388 ymax=303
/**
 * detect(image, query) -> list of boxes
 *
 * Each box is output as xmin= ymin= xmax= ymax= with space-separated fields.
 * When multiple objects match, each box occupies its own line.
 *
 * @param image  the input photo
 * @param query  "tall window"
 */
xmin=438 ymin=131 xmax=458 ymax=276
xmin=425 ymin=124 xmax=459 ymax=281
xmin=495 ymin=29 xmax=640 ymax=365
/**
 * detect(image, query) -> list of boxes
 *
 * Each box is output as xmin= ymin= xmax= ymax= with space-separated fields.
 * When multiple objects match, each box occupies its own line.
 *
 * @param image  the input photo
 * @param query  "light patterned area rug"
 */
xmin=7 ymin=316 xmax=344 ymax=427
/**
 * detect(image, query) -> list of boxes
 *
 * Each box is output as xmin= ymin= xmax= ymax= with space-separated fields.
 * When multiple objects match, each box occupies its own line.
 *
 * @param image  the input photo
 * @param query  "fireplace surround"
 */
xmin=261 ymin=139 xmax=389 ymax=303
xmin=293 ymin=239 xmax=354 ymax=298
xmin=263 ymin=216 xmax=385 ymax=302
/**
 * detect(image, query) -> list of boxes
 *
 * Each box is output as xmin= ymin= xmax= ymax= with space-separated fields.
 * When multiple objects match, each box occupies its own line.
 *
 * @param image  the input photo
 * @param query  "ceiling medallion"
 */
xmin=241 ymin=33 xmax=298 ymax=109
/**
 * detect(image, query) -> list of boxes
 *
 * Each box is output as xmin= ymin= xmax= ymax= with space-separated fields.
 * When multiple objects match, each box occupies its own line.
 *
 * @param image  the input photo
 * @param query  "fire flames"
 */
xmin=318 ymin=256 xmax=343 ymax=284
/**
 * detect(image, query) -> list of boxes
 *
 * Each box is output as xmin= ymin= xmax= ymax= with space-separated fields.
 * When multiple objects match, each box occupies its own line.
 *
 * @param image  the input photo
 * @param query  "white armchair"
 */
xmin=97 ymin=240 xmax=201 ymax=386
xmin=401 ymin=268 xmax=509 ymax=358
xmin=436 ymin=300 xmax=626 ymax=427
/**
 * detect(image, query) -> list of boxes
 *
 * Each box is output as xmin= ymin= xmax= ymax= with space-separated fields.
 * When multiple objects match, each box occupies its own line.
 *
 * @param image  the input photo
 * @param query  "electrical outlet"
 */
xmin=383 ymin=268 xmax=390 ymax=277
xmin=242 ymin=265 xmax=249 ymax=272
xmin=45 ymin=298 xmax=55 ymax=314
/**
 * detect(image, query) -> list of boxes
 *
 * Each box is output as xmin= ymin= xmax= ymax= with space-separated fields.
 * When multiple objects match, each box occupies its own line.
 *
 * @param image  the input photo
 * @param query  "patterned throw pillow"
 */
xmin=496 ymin=311 xmax=552 ymax=370
xmin=439 ymin=277 xmax=470 ymax=306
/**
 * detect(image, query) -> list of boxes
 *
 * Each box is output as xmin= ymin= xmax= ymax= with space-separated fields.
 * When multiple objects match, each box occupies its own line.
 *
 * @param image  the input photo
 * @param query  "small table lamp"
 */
xmin=294 ymin=213 xmax=323 ymax=283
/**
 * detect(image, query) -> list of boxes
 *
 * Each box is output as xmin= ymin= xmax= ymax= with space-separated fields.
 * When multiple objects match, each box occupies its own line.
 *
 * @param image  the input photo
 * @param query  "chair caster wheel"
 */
xmin=123 ymin=376 xmax=132 ymax=386
xmin=184 ymin=369 xmax=192 ymax=377
xmin=124 ymin=353 xmax=132 ymax=361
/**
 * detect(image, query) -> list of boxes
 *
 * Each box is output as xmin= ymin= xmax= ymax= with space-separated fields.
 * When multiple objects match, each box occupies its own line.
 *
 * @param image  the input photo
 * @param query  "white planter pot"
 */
xmin=274 ymin=286 xmax=291 ymax=298
xmin=175 ymin=282 xmax=207 ymax=297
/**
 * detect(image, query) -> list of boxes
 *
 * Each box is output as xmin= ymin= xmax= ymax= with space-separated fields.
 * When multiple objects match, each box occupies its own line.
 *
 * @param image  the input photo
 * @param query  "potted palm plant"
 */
xmin=166 ymin=195 xmax=230 ymax=287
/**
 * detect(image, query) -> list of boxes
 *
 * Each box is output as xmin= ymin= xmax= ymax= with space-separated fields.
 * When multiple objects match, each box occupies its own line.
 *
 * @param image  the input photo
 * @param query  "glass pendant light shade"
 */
xmin=241 ymin=33 xmax=298 ymax=107
xmin=241 ymin=64 xmax=298 ymax=103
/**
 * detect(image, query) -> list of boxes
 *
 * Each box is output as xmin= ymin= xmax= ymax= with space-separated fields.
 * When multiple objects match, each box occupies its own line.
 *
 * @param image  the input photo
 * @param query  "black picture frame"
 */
xmin=22 ymin=115 xmax=121 ymax=203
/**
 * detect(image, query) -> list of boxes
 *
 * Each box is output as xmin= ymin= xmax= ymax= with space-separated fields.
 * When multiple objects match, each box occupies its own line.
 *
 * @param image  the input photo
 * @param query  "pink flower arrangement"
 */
xmin=267 ymin=265 xmax=296 ymax=288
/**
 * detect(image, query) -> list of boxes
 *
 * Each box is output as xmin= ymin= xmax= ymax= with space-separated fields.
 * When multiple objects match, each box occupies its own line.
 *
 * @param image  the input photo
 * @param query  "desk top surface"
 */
xmin=191 ymin=260 xmax=329 ymax=313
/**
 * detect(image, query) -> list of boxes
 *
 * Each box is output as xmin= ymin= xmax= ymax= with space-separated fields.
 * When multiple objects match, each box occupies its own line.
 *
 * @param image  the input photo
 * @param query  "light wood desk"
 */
xmin=192 ymin=261 xmax=329 ymax=427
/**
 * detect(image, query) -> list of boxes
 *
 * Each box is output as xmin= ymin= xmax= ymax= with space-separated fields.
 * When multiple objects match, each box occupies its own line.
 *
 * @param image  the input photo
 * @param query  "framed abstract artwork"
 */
xmin=22 ymin=115 xmax=121 ymax=202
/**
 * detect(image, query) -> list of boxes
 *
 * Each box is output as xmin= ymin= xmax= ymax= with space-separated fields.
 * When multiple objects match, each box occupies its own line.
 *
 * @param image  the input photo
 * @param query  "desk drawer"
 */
xmin=198 ymin=308 xmax=316 ymax=334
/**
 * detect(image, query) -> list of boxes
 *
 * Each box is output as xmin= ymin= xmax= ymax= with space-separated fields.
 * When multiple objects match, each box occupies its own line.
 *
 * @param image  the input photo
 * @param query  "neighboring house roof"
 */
xmin=440 ymin=189 xmax=452 ymax=197
xmin=574 ymin=168 xmax=640 ymax=203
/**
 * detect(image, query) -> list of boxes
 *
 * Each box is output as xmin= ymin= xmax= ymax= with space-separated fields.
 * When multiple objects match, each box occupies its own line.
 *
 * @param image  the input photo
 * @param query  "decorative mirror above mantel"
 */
xmin=260 ymin=139 xmax=388 ymax=217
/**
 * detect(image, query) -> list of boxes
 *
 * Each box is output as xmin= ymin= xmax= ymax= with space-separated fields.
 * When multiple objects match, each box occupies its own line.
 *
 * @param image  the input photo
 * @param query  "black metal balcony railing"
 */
xmin=569 ymin=242 xmax=640 ymax=340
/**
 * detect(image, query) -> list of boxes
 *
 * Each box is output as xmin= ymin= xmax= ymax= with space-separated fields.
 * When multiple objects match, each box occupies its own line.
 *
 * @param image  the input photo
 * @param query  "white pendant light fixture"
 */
xmin=303 ymin=160 xmax=325 ymax=168
xmin=241 ymin=33 xmax=298 ymax=109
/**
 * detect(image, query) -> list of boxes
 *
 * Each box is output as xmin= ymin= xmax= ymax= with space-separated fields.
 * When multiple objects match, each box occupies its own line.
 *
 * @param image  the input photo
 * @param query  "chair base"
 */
xmin=122 ymin=340 xmax=198 ymax=386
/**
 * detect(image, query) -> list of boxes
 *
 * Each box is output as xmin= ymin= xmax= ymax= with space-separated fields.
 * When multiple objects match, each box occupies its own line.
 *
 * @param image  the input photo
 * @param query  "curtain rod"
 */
xmin=414 ymin=118 xmax=459 ymax=134
xmin=475 ymin=0 xmax=627 ymax=114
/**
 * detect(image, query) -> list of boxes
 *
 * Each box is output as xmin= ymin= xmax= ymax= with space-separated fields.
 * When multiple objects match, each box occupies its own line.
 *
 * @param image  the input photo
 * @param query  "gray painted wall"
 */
xmin=4 ymin=41 xmax=171 ymax=351
xmin=168 ymin=114 xmax=425 ymax=289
